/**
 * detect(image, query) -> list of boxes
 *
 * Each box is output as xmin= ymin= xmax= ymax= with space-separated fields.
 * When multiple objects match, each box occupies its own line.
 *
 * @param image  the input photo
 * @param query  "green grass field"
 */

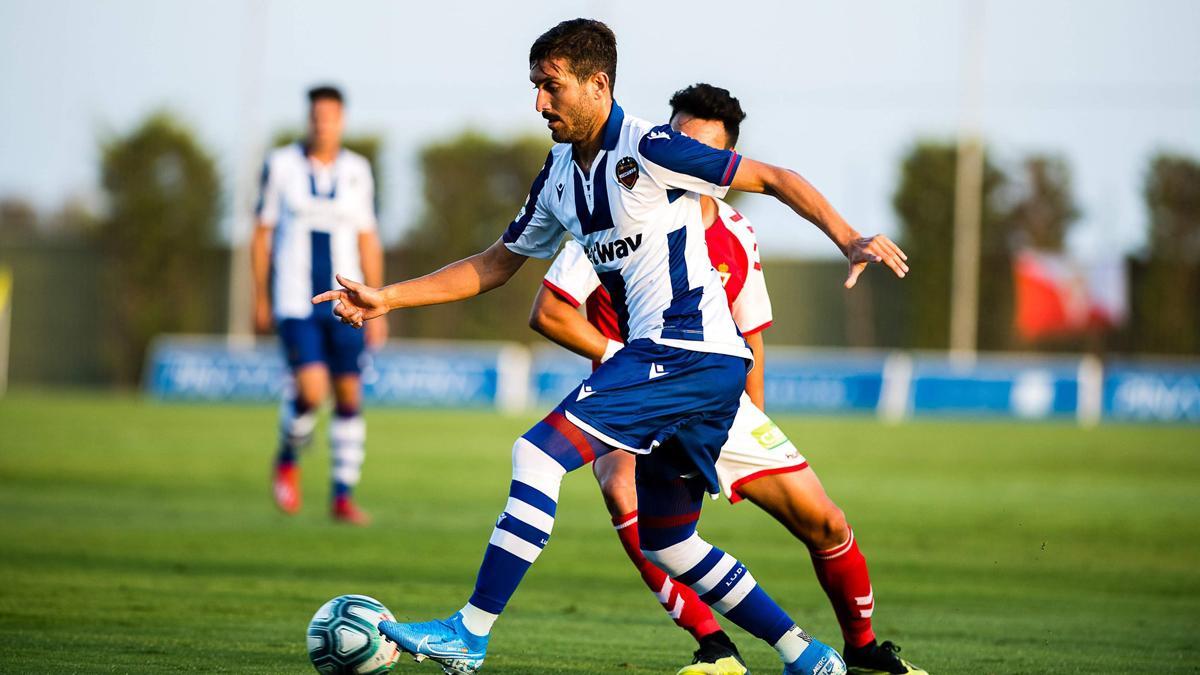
xmin=1 ymin=391 xmax=1198 ymax=674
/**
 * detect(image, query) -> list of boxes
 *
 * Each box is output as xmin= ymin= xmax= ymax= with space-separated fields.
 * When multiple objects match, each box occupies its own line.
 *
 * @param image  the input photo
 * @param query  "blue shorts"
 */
xmin=277 ymin=315 xmax=365 ymax=376
xmin=560 ymin=339 xmax=750 ymax=494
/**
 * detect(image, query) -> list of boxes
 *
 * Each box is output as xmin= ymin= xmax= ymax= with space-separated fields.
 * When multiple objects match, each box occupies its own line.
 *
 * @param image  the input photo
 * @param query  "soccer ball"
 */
xmin=306 ymin=594 xmax=400 ymax=674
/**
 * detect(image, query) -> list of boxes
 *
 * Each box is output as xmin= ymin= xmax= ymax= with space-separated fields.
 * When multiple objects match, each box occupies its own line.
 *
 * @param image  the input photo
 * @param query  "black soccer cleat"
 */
xmin=677 ymin=630 xmax=751 ymax=675
xmin=843 ymin=640 xmax=927 ymax=674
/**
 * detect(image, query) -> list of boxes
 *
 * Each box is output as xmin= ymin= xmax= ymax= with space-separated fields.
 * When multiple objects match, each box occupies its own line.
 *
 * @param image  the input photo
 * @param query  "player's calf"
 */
xmin=637 ymin=472 xmax=842 ymax=672
xmin=273 ymin=397 xmax=316 ymax=514
xmin=458 ymin=411 xmax=612 ymax=636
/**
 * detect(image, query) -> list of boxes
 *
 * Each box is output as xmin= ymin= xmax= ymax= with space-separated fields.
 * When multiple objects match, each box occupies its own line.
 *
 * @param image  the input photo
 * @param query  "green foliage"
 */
xmin=1007 ymin=155 xmax=1079 ymax=252
xmin=268 ymin=130 xmax=384 ymax=213
xmin=1133 ymin=153 xmax=1200 ymax=353
xmin=891 ymin=141 xmax=1011 ymax=349
xmin=2 ymin=392 xmax=1198 ymax=672
xmin=393 ymin=130 xmax=553 ymax=341
xmin=97 ymin=111 xmax=222 ymax=383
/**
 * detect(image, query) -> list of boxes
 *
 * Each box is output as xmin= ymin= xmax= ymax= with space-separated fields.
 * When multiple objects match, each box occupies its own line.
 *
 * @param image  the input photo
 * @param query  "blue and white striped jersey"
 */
xmin=256 ymin=143 xmax=377 ymax=319
xmin=503 ymin=102 xmax=750 ymax=360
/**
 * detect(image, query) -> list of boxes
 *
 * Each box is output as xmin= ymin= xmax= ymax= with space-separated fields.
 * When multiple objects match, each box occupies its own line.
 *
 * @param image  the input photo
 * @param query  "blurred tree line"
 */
xmin=1 ymin=111 xmax=1198 ymax=387
xmin=888 ymin=141 xmax=1200 ymax=355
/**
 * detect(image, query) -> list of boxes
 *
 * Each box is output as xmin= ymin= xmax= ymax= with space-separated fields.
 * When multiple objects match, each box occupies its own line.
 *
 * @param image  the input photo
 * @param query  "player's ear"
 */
xmin=590 ymin=71 xmax=610 ymax=99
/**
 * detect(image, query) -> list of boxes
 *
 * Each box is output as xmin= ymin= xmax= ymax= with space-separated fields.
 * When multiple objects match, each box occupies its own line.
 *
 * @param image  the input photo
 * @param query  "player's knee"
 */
xmin=808 ymin=504 xmax=849 ymax=551
xmin=595 ymin=471 xmax=637 ymax=517
xmin=294 ymin=389 xmax=324 ymax=412
xmin=510 ymin=436 xmax=566 ymax=498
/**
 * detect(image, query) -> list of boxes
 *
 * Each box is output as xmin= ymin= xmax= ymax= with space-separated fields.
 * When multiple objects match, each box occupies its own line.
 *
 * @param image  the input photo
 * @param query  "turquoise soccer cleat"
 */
xmin=377 ymin=612 xmax=488 ymax=675
xmin=784 ymin=635 xmax=847 ymax=675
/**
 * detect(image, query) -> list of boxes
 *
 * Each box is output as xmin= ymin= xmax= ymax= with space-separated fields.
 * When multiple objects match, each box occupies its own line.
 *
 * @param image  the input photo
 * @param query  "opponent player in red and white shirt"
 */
xmin=531 ymin=84 xmax=925 ymax=675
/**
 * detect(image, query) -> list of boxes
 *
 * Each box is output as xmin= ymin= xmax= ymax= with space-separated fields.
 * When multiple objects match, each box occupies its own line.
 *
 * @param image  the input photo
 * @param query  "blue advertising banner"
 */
xmin=763 ymin=350 xmax=888 ymax=413
xmin=529 ymin=348 xmax=592 ymax=407
xmin=908 ymin=356 xmax=1081 ymax=419
xmin=146 ymin=338 xmax=504 ymax=407
xmin=1103 ymin=363 xmax=1200 ymax=423
xmin=145 ymin=337 xmax=1199 ymax=424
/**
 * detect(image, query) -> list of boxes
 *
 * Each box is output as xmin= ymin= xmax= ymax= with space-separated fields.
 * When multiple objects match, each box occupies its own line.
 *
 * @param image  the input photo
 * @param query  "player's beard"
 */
xmin=549 ymin=104 xmax=599 ymax=145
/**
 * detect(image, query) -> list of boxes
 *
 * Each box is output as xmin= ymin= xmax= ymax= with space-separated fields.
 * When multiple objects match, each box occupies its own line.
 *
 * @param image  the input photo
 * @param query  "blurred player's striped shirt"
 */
xmin=256 ymin=143 xmax=377 ymax=319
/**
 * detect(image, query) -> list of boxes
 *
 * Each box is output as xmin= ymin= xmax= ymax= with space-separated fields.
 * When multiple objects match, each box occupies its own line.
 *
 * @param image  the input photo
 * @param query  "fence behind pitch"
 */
xmin=144 ymin=336 xmax=1200 ymax=424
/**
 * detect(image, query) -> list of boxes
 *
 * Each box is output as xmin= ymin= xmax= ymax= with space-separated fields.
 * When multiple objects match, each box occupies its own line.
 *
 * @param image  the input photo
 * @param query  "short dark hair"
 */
xmin=307 ymin=85 xmax=344 ymax=105
xmin=669 ymin=83 xmax=747 ymax=147
xmin=529 ymin=19 xmax=618 ymax=91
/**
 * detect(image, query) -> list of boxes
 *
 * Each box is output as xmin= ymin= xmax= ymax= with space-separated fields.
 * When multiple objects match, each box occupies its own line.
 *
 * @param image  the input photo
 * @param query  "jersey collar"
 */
xmin=601 ymin=100 xmax=624 ymax=151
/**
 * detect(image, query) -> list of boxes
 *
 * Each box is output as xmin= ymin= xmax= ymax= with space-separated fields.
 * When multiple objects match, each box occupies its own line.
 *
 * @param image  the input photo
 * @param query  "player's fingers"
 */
xmin=845 ymin=262 xmax=866 ymax=289
xmin=335 ymin=274 xmax=365 ymax=292
xmin=883 ymin=254 xmax=908 ymax=278
xmin=312 ymin=290 xmax=346 ymax=305
xmin=876 ymin=239 xmax=910 ymax=273
xmin=880 ymin=236 xmax=908 ymax=261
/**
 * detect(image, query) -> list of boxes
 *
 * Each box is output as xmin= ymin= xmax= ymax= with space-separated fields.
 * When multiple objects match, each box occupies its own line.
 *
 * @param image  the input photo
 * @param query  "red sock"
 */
xmin=810 ymin=527 xmax=876 ymax=648
xmin=612 ymin=511 xmax=721 ymax=641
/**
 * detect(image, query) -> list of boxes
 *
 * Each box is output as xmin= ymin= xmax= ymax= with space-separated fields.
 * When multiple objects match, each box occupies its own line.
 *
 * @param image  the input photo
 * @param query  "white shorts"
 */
xmin=714 ymin=393 xmax=809 ymax=502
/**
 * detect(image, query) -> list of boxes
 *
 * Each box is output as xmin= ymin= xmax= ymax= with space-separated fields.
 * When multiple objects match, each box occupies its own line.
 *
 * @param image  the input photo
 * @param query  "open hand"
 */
xmin=844 ymin=235 xmax=908 ymax=289
xmin=312 ymin=274 xmax=389 ymax=328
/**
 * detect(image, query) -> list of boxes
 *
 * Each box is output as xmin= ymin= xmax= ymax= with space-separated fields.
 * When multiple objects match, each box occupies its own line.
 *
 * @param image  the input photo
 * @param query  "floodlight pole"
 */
xmin=949 ymin=0 xmax=986 ymax=363
xmin=226 ymin=0 xmax=268 ymax=347
xmin=0 ymin=267 xmax=10 ymax=397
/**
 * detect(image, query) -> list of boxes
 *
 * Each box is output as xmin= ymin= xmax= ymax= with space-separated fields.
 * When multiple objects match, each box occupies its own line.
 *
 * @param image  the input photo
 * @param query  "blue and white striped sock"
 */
xmin=463 ymin=438 xmax=565 ymax=630
xmin=461 ymin=413 xmax=611 ymax=635
xmin=645 ymin=534 xmax=799 ymax=653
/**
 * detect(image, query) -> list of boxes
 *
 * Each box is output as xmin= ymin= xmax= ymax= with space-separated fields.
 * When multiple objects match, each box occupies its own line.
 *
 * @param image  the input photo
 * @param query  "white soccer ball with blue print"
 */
xmin=307 ymin=594 xmax=400 ymax=674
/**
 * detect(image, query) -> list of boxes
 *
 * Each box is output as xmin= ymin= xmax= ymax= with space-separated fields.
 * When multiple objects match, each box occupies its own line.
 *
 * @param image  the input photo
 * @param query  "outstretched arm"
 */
xmin=529 ymin=285 xmax=618 ymax=362
xmin=731 ymin=159 xmax=908 ymax=288
xmin=313 ymin=238 xmax=527 ymax=327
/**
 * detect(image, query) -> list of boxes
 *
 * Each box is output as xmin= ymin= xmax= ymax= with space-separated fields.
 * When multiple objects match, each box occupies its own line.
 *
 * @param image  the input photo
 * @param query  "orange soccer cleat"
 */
xmin=332 ymin=496 xmax=371 ymax=526
xmin=273 ymin=463 xmax=301 ymax=515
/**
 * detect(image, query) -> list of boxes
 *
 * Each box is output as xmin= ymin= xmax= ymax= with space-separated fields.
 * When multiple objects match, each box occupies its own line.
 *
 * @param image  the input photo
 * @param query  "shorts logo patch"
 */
xmin=615 ymin=156 xmax=639 ymax=190
xmin=751 ymin=422 xmax=788 ymax=450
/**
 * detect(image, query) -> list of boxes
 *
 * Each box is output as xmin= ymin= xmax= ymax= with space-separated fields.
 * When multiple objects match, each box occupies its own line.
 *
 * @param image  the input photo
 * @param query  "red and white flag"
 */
xmin=1013 ymin=250 xmax=1127 ymax=342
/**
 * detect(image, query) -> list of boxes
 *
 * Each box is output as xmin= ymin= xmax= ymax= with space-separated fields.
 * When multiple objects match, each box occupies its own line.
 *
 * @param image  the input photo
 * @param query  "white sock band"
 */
xmin=331 ymin=415 xmax=366 ymax=486
xmin=774 ymin=624 xmax=813 ymax=664
xmin=459 ymin=603 xmax=499 ymax=637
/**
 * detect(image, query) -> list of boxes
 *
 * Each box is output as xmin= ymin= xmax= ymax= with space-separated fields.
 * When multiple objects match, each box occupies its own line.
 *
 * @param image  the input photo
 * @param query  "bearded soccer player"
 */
xmin=530 ymin=83 xmax=925 ymax=675
xmin=252 ymin=85 xmax=385 ymax=525
xmin=314 ymin=19 xmax=907 ymax=675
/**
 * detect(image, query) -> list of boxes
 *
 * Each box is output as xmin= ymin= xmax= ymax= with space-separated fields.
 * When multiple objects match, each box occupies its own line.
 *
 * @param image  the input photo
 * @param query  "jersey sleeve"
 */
xmin=637 ymin=124 xmax=742 ymax=198
xmin=501 ymin=152 xmax=563 ymax=259
xmin=254 ymin=156 xmax=282 ymax=227
xmin=730 ymin=217 xmax=773 ymax=335
xmin=542 ymin=239 xmax=601 ymax=308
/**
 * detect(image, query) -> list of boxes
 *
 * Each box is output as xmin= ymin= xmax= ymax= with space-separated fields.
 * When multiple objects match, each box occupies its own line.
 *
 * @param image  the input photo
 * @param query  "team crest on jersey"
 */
xmin=615 ymin=156 xmax=639 ymax=190
xmin=716 ymin=262 xmax=732 ymax=287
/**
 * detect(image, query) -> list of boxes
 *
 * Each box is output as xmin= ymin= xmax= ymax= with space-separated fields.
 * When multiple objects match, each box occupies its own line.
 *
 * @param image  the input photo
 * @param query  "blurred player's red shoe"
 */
xmin=332 ymin=496 xmax=370 ymax=525
xmin=273 ymin=463 xmax=301 ymax=515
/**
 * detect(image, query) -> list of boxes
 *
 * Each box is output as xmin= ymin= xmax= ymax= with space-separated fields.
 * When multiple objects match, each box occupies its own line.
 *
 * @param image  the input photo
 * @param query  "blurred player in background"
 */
xmin=530 ymin=84 xmax=925 ymax=675
xmin=252 ymin=85 xmax=385 ymax=525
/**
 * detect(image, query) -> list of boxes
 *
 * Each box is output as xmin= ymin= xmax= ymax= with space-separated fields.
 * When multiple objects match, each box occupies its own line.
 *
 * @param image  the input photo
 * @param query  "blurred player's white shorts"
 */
xmin=715 ymin=393 xmax=809 ymax=503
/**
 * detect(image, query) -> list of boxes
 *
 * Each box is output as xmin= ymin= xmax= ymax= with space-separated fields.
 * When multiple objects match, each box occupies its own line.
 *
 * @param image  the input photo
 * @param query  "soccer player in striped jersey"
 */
xmin=315 ymin=19 xmax=907 ymax=675
xmin=252 ymin=85 xmax=384 ymax=525
xmin=530 ymin=84 xmax=925 ymax=675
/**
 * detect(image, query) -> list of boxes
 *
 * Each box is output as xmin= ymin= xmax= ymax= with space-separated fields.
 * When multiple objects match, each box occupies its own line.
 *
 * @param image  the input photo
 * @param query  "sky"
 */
xmin=1 ymin=0 xmax=1198 ymax=259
